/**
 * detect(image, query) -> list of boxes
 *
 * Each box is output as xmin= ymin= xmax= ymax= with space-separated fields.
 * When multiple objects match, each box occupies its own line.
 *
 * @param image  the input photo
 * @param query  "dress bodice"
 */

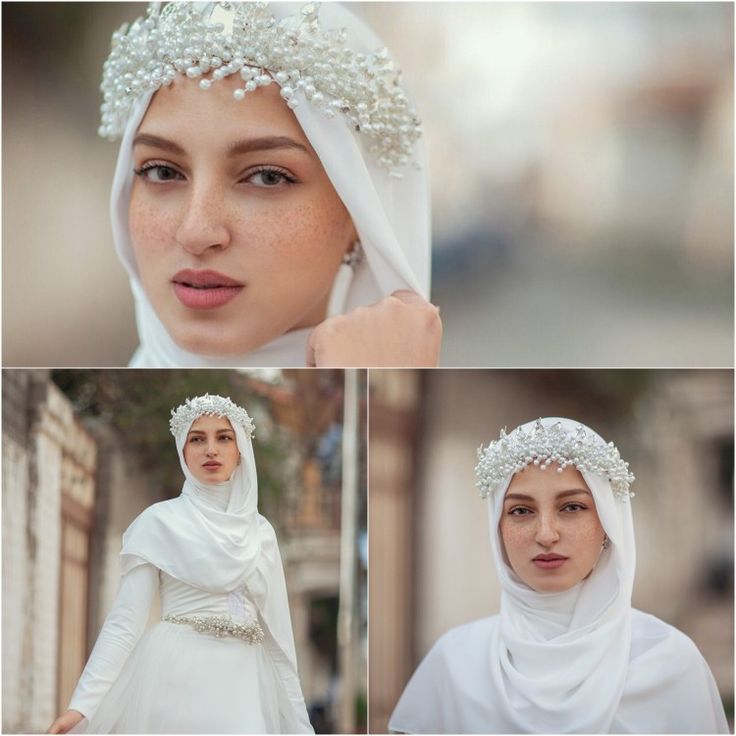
xmin=159 ymin=570 xmax=259 ymax=622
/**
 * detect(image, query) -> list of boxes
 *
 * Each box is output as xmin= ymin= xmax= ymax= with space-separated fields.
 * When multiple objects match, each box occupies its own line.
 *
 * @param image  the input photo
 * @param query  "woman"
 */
xmin=101 ymin=2 xmax=441 ymax=367
xmin=389 ymin=417 xmax=729 ymax=734
xmin=47 ymin=394 xmax=313 ymax=734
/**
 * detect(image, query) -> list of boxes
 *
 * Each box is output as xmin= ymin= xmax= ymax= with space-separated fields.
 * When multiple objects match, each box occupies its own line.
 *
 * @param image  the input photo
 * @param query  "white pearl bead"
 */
xmin=199 ymin=79 xmax=211 ymax=90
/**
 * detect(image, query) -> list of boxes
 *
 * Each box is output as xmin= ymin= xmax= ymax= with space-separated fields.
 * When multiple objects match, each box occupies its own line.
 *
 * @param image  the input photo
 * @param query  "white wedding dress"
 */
xmin=68 ymin=486 xmax=309 ymax=734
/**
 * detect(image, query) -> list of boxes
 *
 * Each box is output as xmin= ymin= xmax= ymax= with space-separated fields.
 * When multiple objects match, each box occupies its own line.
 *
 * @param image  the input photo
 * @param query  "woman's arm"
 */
xmin=47 ymin=561 xmax=158 ymax=733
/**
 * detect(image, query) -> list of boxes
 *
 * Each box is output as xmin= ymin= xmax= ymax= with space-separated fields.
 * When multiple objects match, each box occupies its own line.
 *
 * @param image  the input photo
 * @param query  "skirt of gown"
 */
xmin=79 ymin=620 xmax=281 ymax=734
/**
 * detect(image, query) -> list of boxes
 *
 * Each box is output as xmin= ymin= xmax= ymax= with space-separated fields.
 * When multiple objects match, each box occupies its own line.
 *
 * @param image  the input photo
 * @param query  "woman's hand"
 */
xmin=307 ymin=290 xmax=442 ymax=367
xmin=47 ymin=710 xmax=84 ymax=734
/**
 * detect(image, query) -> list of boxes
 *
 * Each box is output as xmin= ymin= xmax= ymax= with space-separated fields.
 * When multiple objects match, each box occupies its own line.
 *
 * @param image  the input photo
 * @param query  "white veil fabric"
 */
xmin=484 ymin=417 xmax=635 ymax=733
xmin=120 ymin=409 xmax=312 ymax=733
xmin=109 ymin=2 xmax=430 ymax=367
xmin=388 ymin=417 xmax=729 ymax=734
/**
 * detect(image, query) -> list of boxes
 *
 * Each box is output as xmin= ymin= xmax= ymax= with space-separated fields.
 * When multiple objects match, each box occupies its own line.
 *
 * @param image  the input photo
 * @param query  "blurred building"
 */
xmin=5 ymin=372 xmax=94 ymax=732
xmin=2 ymin=369 xmax=366 ymax=734
xmin=368 ymin=369 xmax=733 ymax=733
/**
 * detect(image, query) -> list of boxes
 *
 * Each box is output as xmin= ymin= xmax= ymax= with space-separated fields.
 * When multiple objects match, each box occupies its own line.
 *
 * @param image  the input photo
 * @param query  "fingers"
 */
xmin=390 ymin=289 xmax=429 ymax=306
xmin=306 ymin=290 xmax=442 ymax=367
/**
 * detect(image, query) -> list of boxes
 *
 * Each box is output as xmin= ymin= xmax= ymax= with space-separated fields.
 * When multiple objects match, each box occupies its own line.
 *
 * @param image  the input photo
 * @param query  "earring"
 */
xmin=327 ymin=240 xmax=364 ymax=317
xmin=602 ymin=535 xmax=611 ymax=550
xmin=342 ymin=239 xmax=364 ymax=270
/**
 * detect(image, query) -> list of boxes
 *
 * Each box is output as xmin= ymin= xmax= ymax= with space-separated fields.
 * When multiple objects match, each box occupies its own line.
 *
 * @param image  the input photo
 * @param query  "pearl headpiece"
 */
xmin=475 ymin=419 xmax=635 ymax=502
xmin=170 ymin=394 xmax=255 ymax=438
xmin=99 ymin=1 xmax=422 ymax=174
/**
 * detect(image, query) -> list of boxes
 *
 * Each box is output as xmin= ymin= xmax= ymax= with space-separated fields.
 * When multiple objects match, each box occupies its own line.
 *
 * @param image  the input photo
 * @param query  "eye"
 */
xmin=188 ymin=435 xmax=204 ymax=443
xmin=134 ymin=162 xmax=185 ymax=183
xmin=218 ymin=434 xmax=234 ymax=441
xmin=562 ymin=502 xmax=587 ymax=512
xmin=243 ymin=166 xmax=296 ymax=188
xmin=508 ymin=506 xmax=533 ymax=516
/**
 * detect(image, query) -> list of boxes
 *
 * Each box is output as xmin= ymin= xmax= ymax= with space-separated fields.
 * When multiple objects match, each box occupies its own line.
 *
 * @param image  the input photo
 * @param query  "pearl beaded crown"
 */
xmin=475 ymin=419 xmax=635 ymax=502
xmin=99 ymin=1 xmax=422 ymax=174
xmin=170 ymin=394 xmax=255 ymax=438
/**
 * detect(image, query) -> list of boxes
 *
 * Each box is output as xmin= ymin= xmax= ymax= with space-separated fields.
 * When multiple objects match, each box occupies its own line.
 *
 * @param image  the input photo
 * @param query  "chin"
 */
xmin=167 ymin=317 xmax=277 ymax=356
xmin=528 ymin=575 xmax=578 ymax=594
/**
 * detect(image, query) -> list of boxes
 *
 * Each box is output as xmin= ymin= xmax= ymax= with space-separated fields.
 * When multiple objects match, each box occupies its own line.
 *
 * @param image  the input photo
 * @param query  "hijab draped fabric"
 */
xmin=121 ymin=414 xmax=312 ymax=733
xmin=389 ymin=417 xmax=729 ymax=734
xmin=110 ymin=2 xmax=431 ymax=367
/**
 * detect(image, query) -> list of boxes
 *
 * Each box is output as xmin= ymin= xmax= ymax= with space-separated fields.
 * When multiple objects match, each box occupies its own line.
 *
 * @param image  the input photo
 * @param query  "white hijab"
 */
xmin=389 ymin=417 xmax=729 ymax=734
xmin=120 ymin=407 xmax=313 ymax=733
xmin=109 ymin=2 xmax=431 ymax=367
xmin=486 ymin=417 xmax=635 ymax=733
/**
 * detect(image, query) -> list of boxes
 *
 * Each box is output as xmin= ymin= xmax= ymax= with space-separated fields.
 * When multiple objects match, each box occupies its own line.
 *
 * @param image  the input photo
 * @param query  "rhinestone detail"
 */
xmin=163 ymin=613 xmax=265 ymax=643
xmin=169 ymin=394 xmax=255 ymax=438
xmin=99 ymin=2 xmax=422 ymax=174
xmin=475 ymin=418 xmax=635 ymax=502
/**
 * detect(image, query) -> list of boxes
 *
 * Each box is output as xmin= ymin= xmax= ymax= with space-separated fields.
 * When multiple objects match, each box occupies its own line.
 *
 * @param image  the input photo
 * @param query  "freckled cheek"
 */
xmin=500 ymin=522 xmax=535 ymax=566
xmin=567 ymin=517 xmax=605 ymax=567
xmin=129 ymin=195 xmax=180 ymax=260
xmin=233 ymin=194 xmax=352 ymax=273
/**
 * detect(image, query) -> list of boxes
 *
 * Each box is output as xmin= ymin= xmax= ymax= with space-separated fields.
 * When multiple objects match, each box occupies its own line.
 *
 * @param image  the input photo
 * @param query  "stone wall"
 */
xmin=2 ymin=372 xmax=96 ymax=733
xmin=1 ymin=373 xmax=165 ymax=733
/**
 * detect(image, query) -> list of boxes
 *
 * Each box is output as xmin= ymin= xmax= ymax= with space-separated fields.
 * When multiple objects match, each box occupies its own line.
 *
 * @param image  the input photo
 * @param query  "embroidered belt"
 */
xmin=163 ymin=614 xmax=265 ymax=644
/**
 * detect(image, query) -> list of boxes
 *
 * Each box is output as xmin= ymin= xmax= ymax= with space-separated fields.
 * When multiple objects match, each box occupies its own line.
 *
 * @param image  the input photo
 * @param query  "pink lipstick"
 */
xmin=172 ymin=269 xmax=244 ymax=310
xmin=533 ymin=553 xmax=568 ymax=570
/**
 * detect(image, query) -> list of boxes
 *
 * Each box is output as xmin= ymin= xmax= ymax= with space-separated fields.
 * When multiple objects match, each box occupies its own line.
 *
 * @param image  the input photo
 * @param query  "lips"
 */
xmin=172 ymin=269 xmax=244 ymax=310
xmin=202 ymin=461 xmax=222 ymax=470
xmin=533 ymin=553 xmax=568 ymax=570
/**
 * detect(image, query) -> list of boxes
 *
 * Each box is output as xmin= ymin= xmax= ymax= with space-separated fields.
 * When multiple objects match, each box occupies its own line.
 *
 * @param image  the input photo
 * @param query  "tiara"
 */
xmin=99 ymin=1 xmax=422 ymax=175
xmin=475 ymin=419 xmax=635 ymax=502
xmin=170 ymin=394 xmax=255 ymax=438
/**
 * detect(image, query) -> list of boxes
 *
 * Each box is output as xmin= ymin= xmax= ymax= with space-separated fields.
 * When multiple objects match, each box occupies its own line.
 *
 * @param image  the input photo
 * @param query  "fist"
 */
xmin=307 ymin=290 xmax=442 ymax=367
xmin=47 ymin=710 xmax=85 ymax=734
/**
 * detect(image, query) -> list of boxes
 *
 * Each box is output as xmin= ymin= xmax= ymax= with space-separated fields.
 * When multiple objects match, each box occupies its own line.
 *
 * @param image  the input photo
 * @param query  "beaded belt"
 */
xmin=163 ymin=614 xmax=265 ymax=644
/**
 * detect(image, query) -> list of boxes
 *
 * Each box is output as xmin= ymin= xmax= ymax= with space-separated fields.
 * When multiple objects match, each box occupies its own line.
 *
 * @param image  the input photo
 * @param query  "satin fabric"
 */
xmin=110 ymin=2 xmax=431 ymax=367
xmin=389 ymin=417 xmax=729 ymax=734
xmin=68 ymin=564 xmax=283 ymax=734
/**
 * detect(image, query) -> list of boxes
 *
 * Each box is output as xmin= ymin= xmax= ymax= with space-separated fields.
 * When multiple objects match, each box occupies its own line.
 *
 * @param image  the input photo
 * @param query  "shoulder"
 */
xmin=630 ymin=608 xmax=705 ymax=665
xmin=436 ymin=615 xmax=499 ymax=648
xmin=425 ymin=615 xmax=499 ymax=667
xmin=123 ymin=498 xmax=183 ymax=535
xmin=257 ymin=514 xmax=278 ymax=542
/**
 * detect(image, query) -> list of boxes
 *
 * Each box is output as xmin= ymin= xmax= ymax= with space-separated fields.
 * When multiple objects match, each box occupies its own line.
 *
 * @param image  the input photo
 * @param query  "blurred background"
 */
xmin=2 ymin=368 xmax=367 ymax=734
xmin=369 ymin=368 xmax=733 ymax=732
xmin=2 ymin=2 xmax=733 ymax=366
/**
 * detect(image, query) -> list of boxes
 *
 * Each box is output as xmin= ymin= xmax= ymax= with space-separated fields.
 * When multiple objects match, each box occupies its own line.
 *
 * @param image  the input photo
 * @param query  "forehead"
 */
xmin=139 ymin=74 xmax=311 ymax=149
xmin=188 ymin=414 xmax=235 ymax=432
xmin=506 ymin=463 xmax=590 ymax=497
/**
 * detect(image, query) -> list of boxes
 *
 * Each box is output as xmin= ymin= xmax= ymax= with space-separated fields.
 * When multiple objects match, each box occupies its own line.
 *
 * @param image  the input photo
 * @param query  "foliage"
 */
xmin=51 ymin=369 xmax=291 ymax=506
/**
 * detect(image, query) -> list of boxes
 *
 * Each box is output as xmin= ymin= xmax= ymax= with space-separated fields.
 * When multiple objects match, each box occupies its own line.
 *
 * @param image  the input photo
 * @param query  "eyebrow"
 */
xmin=133 ymin=133 xmax=311 ymax=157
xmin=186 ymin=428 xmax=234 ymax=436
xmin=504 ymin=489 xmax=592 ymax=503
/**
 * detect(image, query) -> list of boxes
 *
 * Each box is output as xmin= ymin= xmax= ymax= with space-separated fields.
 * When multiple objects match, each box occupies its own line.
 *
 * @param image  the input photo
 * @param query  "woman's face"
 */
xmin=183 ymin=415 xmax=240 ymax=484
xmin=129 ymin=74 xmax=356 ymax=356
xmin=499 ymin=464 xmax=606 ymax=593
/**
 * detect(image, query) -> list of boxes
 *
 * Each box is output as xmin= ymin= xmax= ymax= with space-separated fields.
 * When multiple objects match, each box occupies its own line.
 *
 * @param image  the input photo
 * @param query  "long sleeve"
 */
xmin=67 ymin=561 xmax=158 ymax=722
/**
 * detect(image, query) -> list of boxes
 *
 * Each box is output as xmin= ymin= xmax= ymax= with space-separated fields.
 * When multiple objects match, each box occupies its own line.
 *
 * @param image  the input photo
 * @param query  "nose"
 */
xmin=175 ymin=180 xmax=232 ymax=256
xmin=535 ymin=512 xmax=560 ymax=547
xmin=205 ymin=439 xmax=218 ymax=457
